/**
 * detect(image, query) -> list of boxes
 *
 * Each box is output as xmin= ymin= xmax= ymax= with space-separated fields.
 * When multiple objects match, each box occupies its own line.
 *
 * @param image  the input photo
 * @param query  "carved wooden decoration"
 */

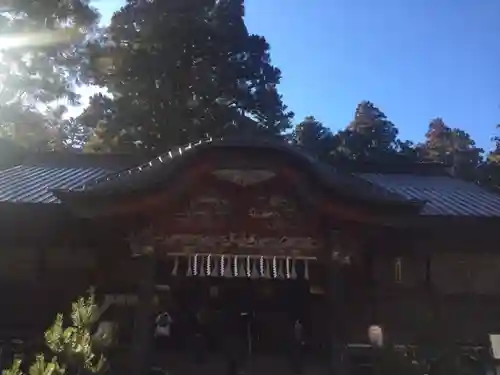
xmin=160 ymin=234 xmax=319 ymax=256
xmin=169 ymin=189 xmax=310 ymax=232
xmin=140 ymin=171 xmax=323 ymax=259
xmin=212 ymin=169 xmax=276 ymax=187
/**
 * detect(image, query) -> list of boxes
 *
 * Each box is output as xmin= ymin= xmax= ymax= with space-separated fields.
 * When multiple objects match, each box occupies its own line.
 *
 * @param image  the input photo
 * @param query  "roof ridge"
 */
xmin=70 ymin=137 xmax=214 ymax=192
xmin=69 ymin=135 xmax=312 ymax=192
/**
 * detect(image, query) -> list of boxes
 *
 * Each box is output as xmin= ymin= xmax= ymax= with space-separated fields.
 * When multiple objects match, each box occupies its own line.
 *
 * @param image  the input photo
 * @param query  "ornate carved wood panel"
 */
xmin=144 ymin=172 xmax=323 ymax=258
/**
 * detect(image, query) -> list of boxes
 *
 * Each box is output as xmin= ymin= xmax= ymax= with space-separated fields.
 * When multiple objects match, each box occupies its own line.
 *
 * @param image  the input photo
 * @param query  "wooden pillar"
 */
xmin=423 ymin=244 xmax=446 ymax=363
xmin=325 ymin=228 xmax=346 ymax=375
xmin=366 ymin=246 xmax=378 ymax=326
xmin=130 ymin=246 xmax=156 ymax=375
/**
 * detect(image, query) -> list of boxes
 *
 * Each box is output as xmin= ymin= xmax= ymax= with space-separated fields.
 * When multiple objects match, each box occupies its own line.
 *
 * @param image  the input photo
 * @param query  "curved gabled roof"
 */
xmin=52 ymin=136 xmax=423 ymax=209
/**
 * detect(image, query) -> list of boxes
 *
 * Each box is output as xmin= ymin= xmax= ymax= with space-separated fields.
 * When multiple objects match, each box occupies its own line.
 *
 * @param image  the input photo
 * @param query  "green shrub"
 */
xmin=3 ymin=291 xmax=108 ymax=375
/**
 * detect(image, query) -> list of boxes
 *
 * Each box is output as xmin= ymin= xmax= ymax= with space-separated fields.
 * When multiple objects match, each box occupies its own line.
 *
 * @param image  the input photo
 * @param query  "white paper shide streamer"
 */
xmin=172 ymin=254 xmax=313 ymax=279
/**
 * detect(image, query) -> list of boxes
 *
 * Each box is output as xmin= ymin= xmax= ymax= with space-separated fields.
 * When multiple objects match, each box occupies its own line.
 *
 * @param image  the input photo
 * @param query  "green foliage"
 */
xmin=418 ymin=118 xmax=483 ymax=180
xmin=79 ymin=0 xmax=292 ymax=153
xmin=288 ymin=102 xmax=488 ymax=182
xmin=0 ymin=0 xmax=99 ymax=150
xmin=3 ymin=292 xmax=108 ymax=375
xmin=290 ymin=102 xmax=421 ymax=165
xmin=28 ymin=356 xmax=65 ymax=375
xmin=2 ymin=359 xmax=22 ymax=375
xmin=333 ymin=101 xmax=406 ymax=162
xmin=0 ymin=0 xmax=495 ymax=188
xmin=291 ymin=116 xmax=335 ymax=160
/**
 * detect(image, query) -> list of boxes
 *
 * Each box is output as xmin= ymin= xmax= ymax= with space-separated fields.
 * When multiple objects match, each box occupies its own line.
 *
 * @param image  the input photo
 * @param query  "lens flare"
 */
xmin=0 ymin=28 xmax=80 ymax=50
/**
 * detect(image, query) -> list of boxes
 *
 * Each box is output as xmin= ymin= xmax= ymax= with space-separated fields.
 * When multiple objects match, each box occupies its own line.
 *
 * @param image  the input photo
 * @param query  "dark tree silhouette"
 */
xmin=80 ymin=0 xmax=292 ymax=153
xmin=418 ymin=118 xmax=483 ymax=180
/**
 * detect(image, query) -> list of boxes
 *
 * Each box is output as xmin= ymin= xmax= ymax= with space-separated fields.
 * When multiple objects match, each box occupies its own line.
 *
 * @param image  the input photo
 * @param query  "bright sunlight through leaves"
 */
xmin=0 ymin=28 xmax=80 ymax=50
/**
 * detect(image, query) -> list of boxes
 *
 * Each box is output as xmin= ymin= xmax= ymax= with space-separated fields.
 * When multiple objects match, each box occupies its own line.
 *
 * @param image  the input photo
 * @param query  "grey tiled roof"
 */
xmin=0 ymin=165 xmax=113 ymax=203
xmin=71 ymin=138 xmax=212 ymax=192
xmin=359 ymin=173 xmax=500 ymax=217
xmin=3 ymin=141 xmax=500 ymax=218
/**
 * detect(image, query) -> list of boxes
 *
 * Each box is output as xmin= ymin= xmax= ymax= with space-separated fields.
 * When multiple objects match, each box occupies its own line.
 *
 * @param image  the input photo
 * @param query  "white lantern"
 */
xmin=368 ymin=325 xmax=383 ymax=347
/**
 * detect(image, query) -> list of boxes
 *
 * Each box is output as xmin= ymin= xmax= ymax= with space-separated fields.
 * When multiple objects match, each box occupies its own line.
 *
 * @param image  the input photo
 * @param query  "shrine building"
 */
xmin=0 ymin=137 xmax=499 ymax=372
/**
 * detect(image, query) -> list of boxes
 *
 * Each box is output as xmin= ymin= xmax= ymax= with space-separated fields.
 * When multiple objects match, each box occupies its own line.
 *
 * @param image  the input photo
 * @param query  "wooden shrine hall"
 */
xmin=0 ymin=137 xmax=499 ymax=373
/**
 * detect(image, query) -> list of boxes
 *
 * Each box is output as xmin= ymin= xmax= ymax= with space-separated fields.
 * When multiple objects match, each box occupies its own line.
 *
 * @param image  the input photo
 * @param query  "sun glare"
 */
xmin=0 ymin=29 xmax=80 ymax=51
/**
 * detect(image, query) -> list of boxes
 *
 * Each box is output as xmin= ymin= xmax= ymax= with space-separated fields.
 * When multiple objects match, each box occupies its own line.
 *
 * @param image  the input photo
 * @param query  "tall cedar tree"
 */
xmin=333 ymin=101 xmax=414 ymax=162
xmin=291 ymin=116 xmax=334 ymax=160
xmin=487 ymin=124 xmax=500 ymax=165
xmin=419 ymin=118 xmax=483 ymax=180
xmin=474 ymin=124 xmax=500 ymax=188
xmin=0 ymin=0 xmax=98 ymax=150
xmin=80 ymin=0 xmax=292 ymax=153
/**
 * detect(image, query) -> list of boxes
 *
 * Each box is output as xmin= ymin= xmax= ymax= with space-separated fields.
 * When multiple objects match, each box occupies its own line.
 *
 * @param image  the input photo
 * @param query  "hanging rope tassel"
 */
xmin=199 ymin=255 xmax=206 ymax=277
xmin=285 ymin=257 xmax=291 ymax=279
xmin=246 ymin=256 xmax=252 ymax=278
xmin=193 ymin=254 xmax=199 ymax=276
xmin=206 ymin=254 xmax=212 ymax=276
xmin=272 ymin=257 xmax=278 ymax=279
xmin=220 ymin=255 xmax=225 ymax=277
xmin=233 ymin=256 xmax=239 ymax=277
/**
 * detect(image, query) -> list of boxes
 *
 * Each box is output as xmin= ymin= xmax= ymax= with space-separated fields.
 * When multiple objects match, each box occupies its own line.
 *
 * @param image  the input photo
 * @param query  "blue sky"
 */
xmin=92 ymin=0 xmax=500 ymax=152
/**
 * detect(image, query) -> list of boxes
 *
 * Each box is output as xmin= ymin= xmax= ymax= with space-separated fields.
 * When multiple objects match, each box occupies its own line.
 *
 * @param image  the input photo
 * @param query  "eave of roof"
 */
xmin=0 ymin=151 xmax=143 ymax=204
xmin=0 ymin=165 xmax=112 ymax=203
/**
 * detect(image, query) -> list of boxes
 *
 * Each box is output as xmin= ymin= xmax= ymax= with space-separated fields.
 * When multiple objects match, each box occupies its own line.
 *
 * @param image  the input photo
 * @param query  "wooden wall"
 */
xmin=367 ymin=249 xmax=500 ymax=344
xmin=0 ymin=245 xmax=97 ymax=336
xmin=0 ymin=231 xmax=498 ymax=346
xmin=431 ymin=253 xmax=500 ymax=295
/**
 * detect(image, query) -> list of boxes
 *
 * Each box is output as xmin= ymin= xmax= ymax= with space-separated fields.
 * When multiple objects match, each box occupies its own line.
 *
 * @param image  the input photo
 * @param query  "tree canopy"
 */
xmin=0 ymin=0 xmax=98 ymax=150
xmin=291 ymin=116 xmax=334 ymax=160
xmin=333 ymin=101 xmax=405 ymax=163
xmin=1 ymin=0 xmax=500 ymax=187
xmin=79 ymin=0 xmax=292 ymax=153
xmin=417 ymin=118 xmax=483 ymax=180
